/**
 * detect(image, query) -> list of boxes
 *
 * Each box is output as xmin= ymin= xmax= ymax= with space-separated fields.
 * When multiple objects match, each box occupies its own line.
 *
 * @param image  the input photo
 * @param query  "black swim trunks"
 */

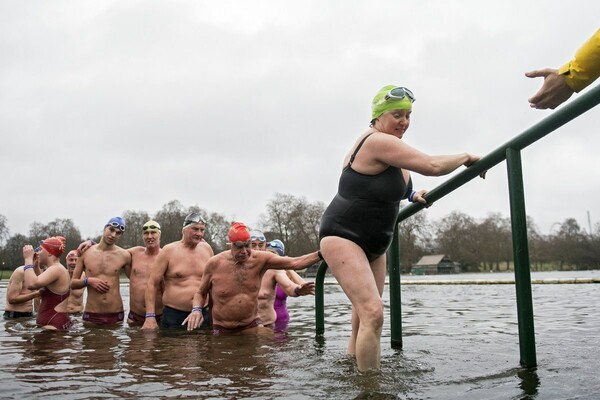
xmin=4 ymin=310 xmax=34 ymax=319
xmin=161 ymin=305 xmax=211 ymax=329
xmin=319 ymin=133 xmax=412 ymax=261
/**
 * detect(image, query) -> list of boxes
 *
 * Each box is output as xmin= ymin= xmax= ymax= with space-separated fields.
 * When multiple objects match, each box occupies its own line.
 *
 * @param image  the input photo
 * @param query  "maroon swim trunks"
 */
xmin=83 ymin=311 xmax=125 ymax=325
xmin=212 ymin=318 xmax=263 ymax=335
xmin=38 ymin=311 xmax=73 ymax=330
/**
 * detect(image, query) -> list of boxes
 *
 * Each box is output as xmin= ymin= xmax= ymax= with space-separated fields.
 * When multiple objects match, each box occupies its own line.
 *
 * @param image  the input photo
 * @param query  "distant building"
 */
xmin=411 ymin=254 xmax=461 ymax=275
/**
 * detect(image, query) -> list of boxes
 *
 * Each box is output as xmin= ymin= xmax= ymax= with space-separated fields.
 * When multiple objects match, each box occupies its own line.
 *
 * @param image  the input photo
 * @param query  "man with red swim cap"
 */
xmin=183 ymin=221 xmax=323 ymax=334
xmin=22 ymin=236 xmax=73 ymax=330
xmin=142 ymin=212 xmax=214 ymax=331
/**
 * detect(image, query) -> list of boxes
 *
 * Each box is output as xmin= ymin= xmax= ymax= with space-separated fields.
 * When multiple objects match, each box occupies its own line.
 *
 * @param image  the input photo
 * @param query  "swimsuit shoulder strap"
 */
xmin=346 ymin=132 xmax=375 ymax=168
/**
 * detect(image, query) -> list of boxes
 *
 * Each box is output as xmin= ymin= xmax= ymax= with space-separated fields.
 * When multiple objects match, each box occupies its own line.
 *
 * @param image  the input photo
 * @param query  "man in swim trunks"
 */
xmin=142 ymin=213 xmax=213 ymax=330
xmin=126 ymin=220 xmax=163 ymax=325
xmin=77 ymin=220 xmax=164 ymax=325
xmin=4 ymin=259 xmax=40 ymax=319
xmin=22 ymin=236 xmax=73 ymax=330
xmin=65 ymin=250 xmax=85 ymax=314
xmin=71 ymin=217 xmax=131 ymax=326
xmin=183 ymin=222 xmax=322 ymax=335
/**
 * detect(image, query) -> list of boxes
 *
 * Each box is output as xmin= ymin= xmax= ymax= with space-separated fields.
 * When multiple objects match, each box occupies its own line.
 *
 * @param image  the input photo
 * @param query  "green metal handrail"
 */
xmin=315 ymin=83 xmax=600 ymax=368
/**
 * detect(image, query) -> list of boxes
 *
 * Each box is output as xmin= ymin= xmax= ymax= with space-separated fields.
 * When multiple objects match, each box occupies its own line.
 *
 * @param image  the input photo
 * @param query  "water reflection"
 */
xmin=0 ymin=279 xmax=598 ymax=399
xmin=517 ymin=368 xmax=540 ymax=399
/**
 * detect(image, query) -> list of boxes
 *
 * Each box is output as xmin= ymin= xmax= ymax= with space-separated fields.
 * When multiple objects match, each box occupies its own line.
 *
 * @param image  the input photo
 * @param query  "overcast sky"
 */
xmin=1 ymin=0 xmax=599 ymax=240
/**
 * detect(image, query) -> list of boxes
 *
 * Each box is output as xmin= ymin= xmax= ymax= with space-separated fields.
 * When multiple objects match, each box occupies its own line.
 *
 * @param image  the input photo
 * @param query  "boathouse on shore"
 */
xmin=411 ymin=254 xmax=461 ymax=275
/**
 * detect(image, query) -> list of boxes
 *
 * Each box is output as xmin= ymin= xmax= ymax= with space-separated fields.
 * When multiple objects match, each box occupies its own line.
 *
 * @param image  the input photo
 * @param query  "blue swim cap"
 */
xmin=266 ymin=239 xmax=285 ymax=256
xmin=105 ymin=216 xmax=126 ymax=231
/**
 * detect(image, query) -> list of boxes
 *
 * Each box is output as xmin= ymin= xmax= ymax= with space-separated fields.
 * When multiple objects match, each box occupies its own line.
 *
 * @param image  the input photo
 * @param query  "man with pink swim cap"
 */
xmin=183 ymin=222 xmax=323 ymax=335
xmin=65 ymin=249 xmax=85 ymax=314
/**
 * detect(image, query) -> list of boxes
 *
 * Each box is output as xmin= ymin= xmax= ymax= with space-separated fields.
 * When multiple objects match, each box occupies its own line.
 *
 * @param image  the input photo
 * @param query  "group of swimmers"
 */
xmin=4 ymin=214 xmax=320 ymax=335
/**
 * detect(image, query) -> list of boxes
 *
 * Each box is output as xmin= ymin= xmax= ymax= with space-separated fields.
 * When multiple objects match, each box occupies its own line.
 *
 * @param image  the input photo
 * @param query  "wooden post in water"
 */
xmin=506 ymin=148 xmax=537 ymax=368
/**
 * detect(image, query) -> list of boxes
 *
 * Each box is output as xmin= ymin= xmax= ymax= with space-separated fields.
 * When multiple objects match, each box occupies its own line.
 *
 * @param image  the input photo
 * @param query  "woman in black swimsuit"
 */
xmin=319 ymin=85 xmax=486 ymax=372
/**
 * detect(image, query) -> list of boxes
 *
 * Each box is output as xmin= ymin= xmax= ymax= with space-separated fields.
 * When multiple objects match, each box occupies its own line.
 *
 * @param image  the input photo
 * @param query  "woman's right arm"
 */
xmin=373 ymin=134 xmax=484 ymax=177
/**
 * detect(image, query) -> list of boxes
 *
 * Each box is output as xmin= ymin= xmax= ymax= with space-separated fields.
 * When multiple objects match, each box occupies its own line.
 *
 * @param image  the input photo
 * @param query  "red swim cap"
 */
xmin=40 ymin=236 xmax=67 ymax=258
xmin=228 ymin=222 xmax=251 ymax=243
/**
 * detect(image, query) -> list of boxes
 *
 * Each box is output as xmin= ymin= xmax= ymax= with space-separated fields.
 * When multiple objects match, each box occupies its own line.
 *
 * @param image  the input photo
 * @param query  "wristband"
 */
xmin=317 ymin=250 xmax=323 ymax=260
xmin=84 ymin=277 xmax=88 ymax=286
xmin=145 ymin=313 xmax=156 ymax=318
xmin=408 ymin=191 xmax=416 ymax=203
xmin=90 ymin=240 xmax=96 ymax=245
xmin=192 ymin=307 xmax=202 ymax=313
xmin=24 ymin=264 xmax=34 ymax=271
xmin=294 ymin=286 xmax=301 ymax=296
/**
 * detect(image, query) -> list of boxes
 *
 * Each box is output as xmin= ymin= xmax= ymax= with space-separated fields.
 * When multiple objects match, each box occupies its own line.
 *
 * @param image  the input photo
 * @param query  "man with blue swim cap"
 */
xmin=71 ymin=216 xmax=132 ymax=326
xmin=258 ymin=239 xmax=316 ymax=332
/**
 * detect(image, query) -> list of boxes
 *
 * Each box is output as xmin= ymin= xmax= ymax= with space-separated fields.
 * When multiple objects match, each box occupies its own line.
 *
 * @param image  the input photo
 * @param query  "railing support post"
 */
xmin=315 ymin=261 xmax=328 ymax=335
xmin=506 ymin=148 xmax=537 ymax=368
xmin=388 ymin=224 xmax=403 ymax=348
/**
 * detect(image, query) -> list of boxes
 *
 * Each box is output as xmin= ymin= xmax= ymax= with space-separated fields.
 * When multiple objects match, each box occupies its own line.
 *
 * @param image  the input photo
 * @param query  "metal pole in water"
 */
xmin=388 ymin=225 xmax=403 ymax=348
xmin=315 ymin=261 xmax=328 ymax=335
xmin=506 ymin=148 xmax=537 ymax=368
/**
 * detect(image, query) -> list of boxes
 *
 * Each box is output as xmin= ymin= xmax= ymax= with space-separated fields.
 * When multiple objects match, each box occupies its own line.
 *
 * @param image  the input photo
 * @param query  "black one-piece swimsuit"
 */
xmin=319 ymin=133 xmax=412 ymax=261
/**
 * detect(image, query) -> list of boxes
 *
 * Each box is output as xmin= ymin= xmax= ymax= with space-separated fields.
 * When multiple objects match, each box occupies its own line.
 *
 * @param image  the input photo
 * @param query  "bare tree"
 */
xmin=154 ymin=200 xmax=189 ymax=246
xmin=0 ymin=214 xmax=9 ymax=246
xmin=1 ymin=233 xmax=30 ymax=270
xmin=119 ymin=210 xmax=151 ymax=248
xmin=204 ymin=212 xmax=232 ymax=253
xmin=476 ymin=213 xmax=512 ymax=271
xmin=259 ymin=193 xmax=324 ymax=256
xmin=398 ymin=211 xmax=434 ymax=273
xmin=26 ymin=218 xmax=83 ymax=263
xmin=434 ymin=211 xmax=480 ymax=271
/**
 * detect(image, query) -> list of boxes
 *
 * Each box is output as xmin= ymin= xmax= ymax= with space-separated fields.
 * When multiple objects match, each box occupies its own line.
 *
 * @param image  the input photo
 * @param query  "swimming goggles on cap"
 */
xmin=384 ymin=87 xmax=416 ymax=103
xmin=267 ymin=240 xmax=284 ymax=252
xmin=106 ymin=221 xmax=126 ymax=232
xmin=183 ymin=213 xmax=206 ymax=227
xmin=142 ymin=224 xmax=161 ymax=231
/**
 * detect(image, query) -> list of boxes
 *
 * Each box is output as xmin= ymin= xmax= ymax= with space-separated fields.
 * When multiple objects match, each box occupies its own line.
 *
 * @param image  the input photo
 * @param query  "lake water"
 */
xmin=1 ymin=270 xmax=599 ymax=399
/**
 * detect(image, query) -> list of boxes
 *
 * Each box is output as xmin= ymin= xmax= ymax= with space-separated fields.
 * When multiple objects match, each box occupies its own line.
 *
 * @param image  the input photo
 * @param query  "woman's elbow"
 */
xmin=418 ymin=161 xmax=445 ymax=177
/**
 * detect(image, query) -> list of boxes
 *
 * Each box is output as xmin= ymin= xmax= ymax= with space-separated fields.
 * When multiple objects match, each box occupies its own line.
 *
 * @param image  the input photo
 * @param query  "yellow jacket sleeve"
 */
xmin=558 ymin=29 xmax=600 ymax=92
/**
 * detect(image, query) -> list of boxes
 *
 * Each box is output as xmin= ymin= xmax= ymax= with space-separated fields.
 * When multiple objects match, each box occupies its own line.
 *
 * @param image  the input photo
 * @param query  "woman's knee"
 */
xmin=356 ymin=299 xmax=384 ymax=328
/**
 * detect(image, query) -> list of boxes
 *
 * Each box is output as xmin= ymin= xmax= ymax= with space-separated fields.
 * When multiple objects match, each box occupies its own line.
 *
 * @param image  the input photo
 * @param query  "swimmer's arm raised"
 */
xmin=275 ymin=270 xmax=315 ymax=297
xmin=264 ymin=251 xmax=321 ymax=271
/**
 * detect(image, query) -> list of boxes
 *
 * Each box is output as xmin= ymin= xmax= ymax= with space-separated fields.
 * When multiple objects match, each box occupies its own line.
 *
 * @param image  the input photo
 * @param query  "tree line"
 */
xmin=1 ymin=195 xmax=599 ymax=272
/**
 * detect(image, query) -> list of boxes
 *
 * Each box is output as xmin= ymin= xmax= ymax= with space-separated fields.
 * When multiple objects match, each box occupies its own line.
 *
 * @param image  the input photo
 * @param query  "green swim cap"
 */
xmin=371 ymin=85 xmax=414 ymax=120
